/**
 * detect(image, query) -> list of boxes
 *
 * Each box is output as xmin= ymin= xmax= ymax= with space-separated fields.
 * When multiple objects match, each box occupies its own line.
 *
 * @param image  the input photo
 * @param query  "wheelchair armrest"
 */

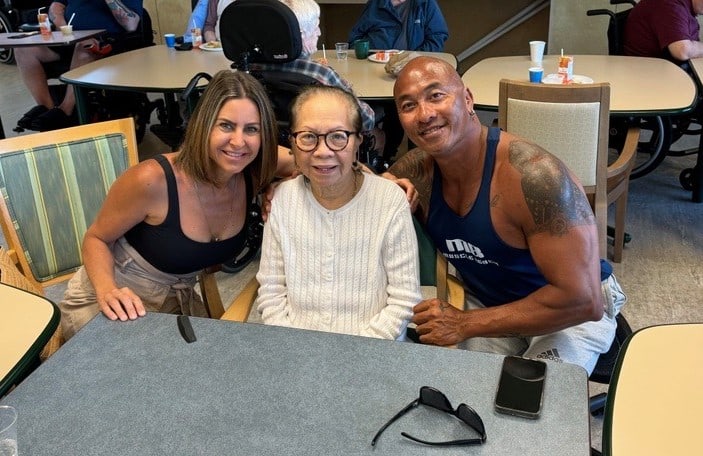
xmin=586 ymin=9 xmax=615 ymax=19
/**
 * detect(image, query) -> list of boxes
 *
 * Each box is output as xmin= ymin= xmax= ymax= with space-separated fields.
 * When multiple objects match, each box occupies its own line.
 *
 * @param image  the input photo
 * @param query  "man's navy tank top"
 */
xmin=426 ymin=128 xmax=612 ymax=306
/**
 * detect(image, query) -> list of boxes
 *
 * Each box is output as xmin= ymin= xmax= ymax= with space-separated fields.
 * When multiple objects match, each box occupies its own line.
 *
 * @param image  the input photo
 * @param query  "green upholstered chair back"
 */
xmin=413 ymin=216 xmax=436 ymax=287
xmin=0 ymin=119 xmax=138 ymax=289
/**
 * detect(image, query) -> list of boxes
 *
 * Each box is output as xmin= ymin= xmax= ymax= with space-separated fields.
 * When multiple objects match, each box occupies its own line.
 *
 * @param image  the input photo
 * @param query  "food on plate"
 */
xmin=202 ymin=40 xmax=222 ymax=49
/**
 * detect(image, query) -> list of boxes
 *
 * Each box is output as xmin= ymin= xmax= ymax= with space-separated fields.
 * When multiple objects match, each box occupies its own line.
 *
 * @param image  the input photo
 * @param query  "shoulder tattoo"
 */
xmin=508 ymin=140 xmax=595 ymax=236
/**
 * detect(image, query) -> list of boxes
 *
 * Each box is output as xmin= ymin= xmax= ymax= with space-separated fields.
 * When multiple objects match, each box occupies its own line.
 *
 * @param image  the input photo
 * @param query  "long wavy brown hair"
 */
xmin=174 ymin=70 xmax=278 ymax=192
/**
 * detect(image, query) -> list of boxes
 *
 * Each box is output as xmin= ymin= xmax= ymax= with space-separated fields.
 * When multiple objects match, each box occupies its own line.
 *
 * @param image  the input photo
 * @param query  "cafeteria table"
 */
xmin=602 ymin=323 xmax=703 ymax=456
xmin=60 ymin=45 xmax=458 ymax=124
xmin=0 ymin=283 xmax=60 ymax=398
xmin=463 ymin=55 xmax=695 ymax=115
xmin=0 ymin=29 xmax=105 ymax=48
xmin=311 ymin=49 xmax=457 ymax=99
xmin=463 ymin=54 xmax=701 ymax=202
xmin=1 ymin=313 xmax=591 ymax=455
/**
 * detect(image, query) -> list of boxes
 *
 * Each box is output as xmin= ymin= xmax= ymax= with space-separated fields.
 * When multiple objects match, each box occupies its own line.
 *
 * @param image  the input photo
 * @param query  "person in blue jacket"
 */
xmin=348 ymin=0 xmax=448 ymax=52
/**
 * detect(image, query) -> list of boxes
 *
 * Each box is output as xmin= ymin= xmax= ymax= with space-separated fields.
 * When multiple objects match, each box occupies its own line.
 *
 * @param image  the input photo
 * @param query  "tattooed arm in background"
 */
xmin=48 ymin=2 xmax=66 ymax=26
xmin=104 ymin=0 xmax=141 ymax=32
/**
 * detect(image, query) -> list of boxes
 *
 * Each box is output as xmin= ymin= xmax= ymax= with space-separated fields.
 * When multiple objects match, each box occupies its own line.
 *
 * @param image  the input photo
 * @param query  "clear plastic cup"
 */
xmin=38 ymin=13 xmax=51 ymax=36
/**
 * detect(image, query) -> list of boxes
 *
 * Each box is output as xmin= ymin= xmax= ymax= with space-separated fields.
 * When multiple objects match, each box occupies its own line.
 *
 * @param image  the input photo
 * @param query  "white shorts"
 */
xmin=458 ymin=274 xmax=627 ymax=375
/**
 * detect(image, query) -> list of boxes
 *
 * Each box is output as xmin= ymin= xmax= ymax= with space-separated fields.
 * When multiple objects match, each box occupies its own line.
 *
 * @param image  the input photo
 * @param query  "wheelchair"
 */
xmin=217 ymin=0 xmax=388 ymax=172
xmin=8 ymin=5 xmax=164 ymax=142
xmin=0 ymin=0 xmax=52 ymax=64
xmin=588 ymin=0 xmax=701 ymax=187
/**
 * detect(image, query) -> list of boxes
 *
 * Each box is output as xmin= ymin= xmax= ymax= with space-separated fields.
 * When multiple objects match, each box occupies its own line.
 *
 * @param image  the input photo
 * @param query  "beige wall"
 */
xmin=153 ymin=1 xmax=698 ymax=74
xmin=319 ymin=0 xmax=550 ymax=74
xmin=144 ymin=0 xmax=192 ymax=45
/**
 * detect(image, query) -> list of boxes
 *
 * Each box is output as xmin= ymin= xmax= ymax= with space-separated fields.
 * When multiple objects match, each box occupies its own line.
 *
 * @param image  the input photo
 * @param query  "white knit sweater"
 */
xmin=256 ymin=173 xmax=421 ymax=340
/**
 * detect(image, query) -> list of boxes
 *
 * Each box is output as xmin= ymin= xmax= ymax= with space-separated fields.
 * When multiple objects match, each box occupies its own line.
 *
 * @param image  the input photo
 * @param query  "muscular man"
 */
xmin=624 ymin=0 xmax=703 ymax=62
xmin=15 ymin=0 xmax=143 ymax=131
xmin=385 ymin=57 xmax=626 ymax=374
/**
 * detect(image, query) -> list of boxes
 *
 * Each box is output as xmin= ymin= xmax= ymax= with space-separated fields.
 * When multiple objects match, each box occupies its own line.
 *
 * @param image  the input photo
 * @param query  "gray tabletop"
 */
xmin=0 ymin=313 xmax=589 ymax=455
xmin=0 ymin=30 xmax=105 ymax=48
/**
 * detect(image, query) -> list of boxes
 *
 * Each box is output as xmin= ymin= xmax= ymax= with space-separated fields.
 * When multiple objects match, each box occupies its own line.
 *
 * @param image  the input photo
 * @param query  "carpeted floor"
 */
xmin=2 ymin=61 xmax=701 ymax=452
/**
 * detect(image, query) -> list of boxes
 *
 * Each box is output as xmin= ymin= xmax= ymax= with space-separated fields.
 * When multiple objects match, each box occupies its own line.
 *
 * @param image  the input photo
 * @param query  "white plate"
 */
xmin=367 ymin=50 xmax=400 ymax=63
xmin=199 ymin=43 xmax=223 ymax=52
xmin=542 ymin=74 xmax=594 ymax=85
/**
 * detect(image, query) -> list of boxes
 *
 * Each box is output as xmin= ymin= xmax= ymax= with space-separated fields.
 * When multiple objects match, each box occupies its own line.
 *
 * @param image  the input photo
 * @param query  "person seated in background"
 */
xmin=383 ymin=57 xmax=627 ymax=374
xmin=59 ymin=70 xmax=279 ymax=340
xmin=202 ymin=0 xmax=235 ymax=43
xmin=15 ymin=0 xmax=143 ymax=131
xmin=623 ymin=0 xmax=703 ymax=63
xmin=348 ymin=0 xmax=448 ymax=164
xmin=183 ymin=0 xmax=209 ymax=44
xmin=348 ymin=0 xmax=448 ymax=52
xmin=256 ymin=85 xmax=421 ymax=340
xmin=249 ymin=0 xmax=376 ymax=136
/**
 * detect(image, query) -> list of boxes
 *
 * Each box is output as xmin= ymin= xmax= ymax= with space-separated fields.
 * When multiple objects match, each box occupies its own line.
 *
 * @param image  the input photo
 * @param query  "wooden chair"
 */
xmin=0 ymin=118 xmax=246 ymax=352
xmin=0 ymin=118 xmax=140 ymax=355
xmin=498 ymin=79 xmax=638 ymax=262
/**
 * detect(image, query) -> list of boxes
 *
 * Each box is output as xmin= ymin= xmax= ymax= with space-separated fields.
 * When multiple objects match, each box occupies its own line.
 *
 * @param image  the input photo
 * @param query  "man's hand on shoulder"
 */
xmin=381 ymin=171 xmax=418 ymax=211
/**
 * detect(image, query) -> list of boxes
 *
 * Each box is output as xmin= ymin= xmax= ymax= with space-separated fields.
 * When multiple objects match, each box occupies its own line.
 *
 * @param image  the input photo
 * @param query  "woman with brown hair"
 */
xmin=59 ymin=69 xmax=278 ymax=339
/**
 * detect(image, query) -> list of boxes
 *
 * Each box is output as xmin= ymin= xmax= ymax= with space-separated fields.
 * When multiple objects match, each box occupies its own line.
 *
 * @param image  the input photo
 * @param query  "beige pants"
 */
xmin=59 ymin=237 xmax=207 ymax=340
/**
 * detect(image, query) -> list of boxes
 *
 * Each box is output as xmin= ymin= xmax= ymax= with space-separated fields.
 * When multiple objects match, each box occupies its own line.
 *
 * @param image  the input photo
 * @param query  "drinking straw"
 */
xmin=38 ymin=7 xmax=45 ymax=14
xmin=192 ymin=19 xmax=197 ymax=30
xmin=322 ymin=44 xmax=326 ymax=60
xmin=561 ymin=48 xmax=564 ymax=57
xmin=68 ymin=13 xmax=75 ymax=25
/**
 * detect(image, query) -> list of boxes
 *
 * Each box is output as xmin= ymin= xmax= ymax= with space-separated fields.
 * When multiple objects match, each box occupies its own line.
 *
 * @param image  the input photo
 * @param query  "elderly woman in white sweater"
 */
xmin=255 ymin=85 xmax=421 ymax=340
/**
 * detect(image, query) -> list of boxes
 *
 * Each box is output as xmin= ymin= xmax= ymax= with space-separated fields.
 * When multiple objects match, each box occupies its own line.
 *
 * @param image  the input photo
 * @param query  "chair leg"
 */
xmin=199 ymin=270 xmax=225 ymax=319
xmin=612 ymin=189 xmax=629 ymax=263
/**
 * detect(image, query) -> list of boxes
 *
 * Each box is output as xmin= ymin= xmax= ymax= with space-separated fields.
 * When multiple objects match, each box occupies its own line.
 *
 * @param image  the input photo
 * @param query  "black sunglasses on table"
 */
xmin=371 ymin=386 xmax=487 ymax=447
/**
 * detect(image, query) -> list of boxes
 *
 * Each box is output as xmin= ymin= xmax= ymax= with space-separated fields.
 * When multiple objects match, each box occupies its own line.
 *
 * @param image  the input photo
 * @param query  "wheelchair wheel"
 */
xmin=679 ymin=168 xmax=694 ymax=191
xmin=0 ymin=11 xmax=15 ymax=64
xmin=609 ymin=115 xmax=671 ymax=179
xmin=667 ymin=115 xmax=701 ymax=157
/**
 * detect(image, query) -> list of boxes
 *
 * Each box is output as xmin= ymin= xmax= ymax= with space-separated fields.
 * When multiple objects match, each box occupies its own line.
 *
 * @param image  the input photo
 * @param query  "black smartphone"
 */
xmin=494 ymin=356 xmax=546 ymax=419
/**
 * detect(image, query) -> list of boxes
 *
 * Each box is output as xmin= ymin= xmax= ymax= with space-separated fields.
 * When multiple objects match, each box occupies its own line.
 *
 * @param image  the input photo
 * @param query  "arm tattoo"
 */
xmin=388 ymin=150 xmax=433 ymax=221
xmin=105 ymin=0 xmax=138 ymax=28
xmin=48 ymin=3 xmax=65 ymax=24
xmin=509 ymin=140 xmax=595 ymax=236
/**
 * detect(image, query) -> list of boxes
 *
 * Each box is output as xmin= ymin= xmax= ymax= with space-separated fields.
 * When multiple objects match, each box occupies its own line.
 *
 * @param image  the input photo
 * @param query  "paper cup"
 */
xmin=529 ymin=67 xmax=544 ymax=83
xmin=164 ymin=33 xmax=176 ymax=48
xmin=529 ymin=40 xmax=546 ymax=67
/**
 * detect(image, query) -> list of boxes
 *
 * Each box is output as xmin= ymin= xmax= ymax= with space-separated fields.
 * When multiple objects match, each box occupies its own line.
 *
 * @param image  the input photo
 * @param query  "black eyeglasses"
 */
xmin=371 ymin=386 xmax=487 ymax=447
xmin=290 ymin=130 xmax=357 ymax=152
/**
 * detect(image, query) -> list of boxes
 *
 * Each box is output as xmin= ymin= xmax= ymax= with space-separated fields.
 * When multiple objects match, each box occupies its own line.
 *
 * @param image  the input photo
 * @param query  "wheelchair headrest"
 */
xmin=219 ymin=0 xmax=303 ymax=67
